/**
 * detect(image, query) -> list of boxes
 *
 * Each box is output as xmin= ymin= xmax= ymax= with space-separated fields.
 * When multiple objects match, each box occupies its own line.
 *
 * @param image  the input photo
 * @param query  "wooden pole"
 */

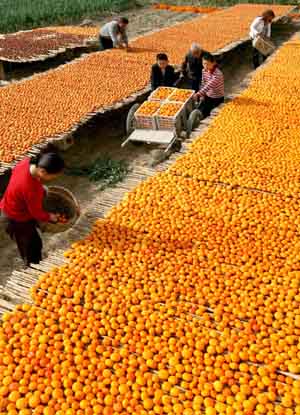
xmin=0 ymin=61 xmax=5 ymax=81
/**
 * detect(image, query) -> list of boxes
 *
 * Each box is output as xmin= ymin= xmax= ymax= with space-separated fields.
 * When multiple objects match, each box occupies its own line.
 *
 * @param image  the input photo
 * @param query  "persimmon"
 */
xmin=0 ymin=28 xmax=97 ymax=62
xmin=150 ymin=87 xmax=175 ymax=101
xmin=0 ymin=4 xmax=290 ymax=164
xmin=169 ymin=89 xmax=193 ymax=102
xmin=2 ymin=29 xmax=300 ymax=415
xmin=135 ymin=101 xmax=160 ymax=116
xmin=157 ymin=102 xmax=183 ymax=116
xmin=56 ymin=214 xmax=68 ymax=224
xmin=171 ymin=36 xmax=300 ymax=196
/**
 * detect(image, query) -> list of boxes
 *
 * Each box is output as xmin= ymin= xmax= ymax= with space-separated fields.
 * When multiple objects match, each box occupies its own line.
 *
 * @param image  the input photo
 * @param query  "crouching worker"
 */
xmin=99 ymin=17 xmax=129 ymax=50
xmin=150 ymin=53 xmax=178 ymax=91
xmin=195 ymin=52 xmax=224 ymax=118
xmin=0 ymin=145 xmax=65 ymax=266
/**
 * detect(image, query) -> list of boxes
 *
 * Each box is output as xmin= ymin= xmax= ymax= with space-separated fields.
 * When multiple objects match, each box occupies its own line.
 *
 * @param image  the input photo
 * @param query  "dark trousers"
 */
xmin=253 ymin=47 xmax=267 ymax=69
xmin=199 ymin=96 xmax=224 ymax=118
xmin=190 ymin=77 xmax=201 ymax=92
xmin=6 ymin=220 xmax=42 ymax=266
xmin=99 ymin=36 xmax=113 ymax=51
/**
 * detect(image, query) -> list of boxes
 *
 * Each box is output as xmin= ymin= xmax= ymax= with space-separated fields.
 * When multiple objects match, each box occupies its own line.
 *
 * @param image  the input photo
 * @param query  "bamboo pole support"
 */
xmin=0 ymin=61 xmax=5 ymax=81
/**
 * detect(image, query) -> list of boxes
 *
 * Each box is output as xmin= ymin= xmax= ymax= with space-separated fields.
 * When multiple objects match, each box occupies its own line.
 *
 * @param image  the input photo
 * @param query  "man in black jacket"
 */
xmin=181 ymin=43 xmax=205 ymax=92
xmin=150 ymin=53 xmax=178 ymax=91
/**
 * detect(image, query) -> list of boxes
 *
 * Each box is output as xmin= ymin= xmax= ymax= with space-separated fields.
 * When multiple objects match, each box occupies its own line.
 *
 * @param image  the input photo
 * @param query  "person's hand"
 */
xmin=49 ymin=213 xmax=58 ymax=223
xmin=193 ymin=92 xmax=200 ymax=100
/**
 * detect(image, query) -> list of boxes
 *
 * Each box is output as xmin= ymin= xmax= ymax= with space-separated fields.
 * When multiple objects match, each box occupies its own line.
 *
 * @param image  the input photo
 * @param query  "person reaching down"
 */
xmin=195 ymin=52 xmax=224 ymax=118
xmin=99 ymin=17 xmax=129 ymax=50
xmin=0 ymin=145 xmax=65 ymax=266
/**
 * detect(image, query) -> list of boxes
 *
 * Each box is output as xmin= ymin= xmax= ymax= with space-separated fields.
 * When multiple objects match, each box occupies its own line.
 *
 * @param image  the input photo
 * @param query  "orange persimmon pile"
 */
xmin=153 ymin=4 xmax=220 ymax=14
xmin=132 ymin=4 xmax=291 ymax=64
xmin=170 ymin=35 xmax=300 ymax=196
xmin=56 ymin=214 xmax=68 ymax=224
xmin=2 ymin=36 xmax=300 ymax=415
xmin=150 ymin=87 xmax=175 ymax=101
xmin=157 ymin=102 xmax=183 ymax=116
xmin=169 ymin=89 xmax=193 ymax=102
xmin=47 ymin=26 xmax=99 ymax=37
xmin=0 ymin=4 xmax=291 ymax=164
xmin=136 ymin=101 xmax=161 ymax=116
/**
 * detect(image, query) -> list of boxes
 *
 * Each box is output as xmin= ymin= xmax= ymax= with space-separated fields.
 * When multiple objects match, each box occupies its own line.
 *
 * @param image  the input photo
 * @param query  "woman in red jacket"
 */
xmin=0 ymin=146 xmax=65 ymax=266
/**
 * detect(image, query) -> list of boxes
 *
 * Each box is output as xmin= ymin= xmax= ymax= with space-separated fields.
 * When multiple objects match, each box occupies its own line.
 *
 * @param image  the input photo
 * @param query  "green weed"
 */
xmin=65 ymin=156 xmax=130 ymax=190
xmin=0 ymin=0 xmax=135 ymax=33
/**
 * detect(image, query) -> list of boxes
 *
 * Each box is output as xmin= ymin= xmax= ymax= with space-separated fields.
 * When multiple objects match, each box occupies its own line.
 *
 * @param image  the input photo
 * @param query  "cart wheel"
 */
xmin=172 ymin=140 xmax=182 ymax=152
xmin=126 ymin=103 xmax=140 ymax=135
xmin=187 ymin=109 xmax=203 ymax=138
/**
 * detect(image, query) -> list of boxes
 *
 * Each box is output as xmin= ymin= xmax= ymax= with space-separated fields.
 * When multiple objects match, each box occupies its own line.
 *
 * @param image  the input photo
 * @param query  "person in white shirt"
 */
xmin=99 ymin=17 xmax=129 ymax=50
xmin=250 ymin=9 xmax=275 ymax=69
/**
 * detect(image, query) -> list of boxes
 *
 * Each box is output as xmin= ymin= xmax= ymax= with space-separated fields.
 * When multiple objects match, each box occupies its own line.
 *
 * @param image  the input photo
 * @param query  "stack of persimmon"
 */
xmin=169 ymin=89 xmax=193 ymax=102
xmin=47 ymin=26 xmax=99 ymax=37
xmin=2 ymin=19 xmax=300 ymax=415
xmin=0 ymin=4 xmax=291 ymax=164
xmin=136 ymin=101 xmax=161 ymax=116
xmin=170 ymin=35 xmax=300 ymax=196
xmin=57 ymin=213 xmax=68 ymax=224
xmin=158 ymin=102 xmax=183 ymax=116
xmin=150 ymin=87 xmax=175 ymax=101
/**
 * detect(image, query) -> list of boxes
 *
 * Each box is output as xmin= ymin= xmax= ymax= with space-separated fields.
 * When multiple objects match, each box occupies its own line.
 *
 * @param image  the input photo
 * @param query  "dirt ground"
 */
xmin=0 ymin=10 xmax=299 ymax=286
xmin=97 ymin=7 xmax=198 ymax=37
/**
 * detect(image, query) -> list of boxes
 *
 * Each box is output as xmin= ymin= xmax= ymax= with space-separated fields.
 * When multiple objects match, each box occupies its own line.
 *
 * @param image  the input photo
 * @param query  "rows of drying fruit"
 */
xmin=46 ymin=26 xmax=99 ymax=37
xmin=132 ymin=4 xmax=291 ymax=64
xmin=0 ymin=27 xmax=97 ymax=61
xmin=2 ymin=179 xmax=300 ymax=414
xmin=170 ymin=35 xmax=300 ymax=196
xmin=153 ymin=4 xmax=219 ymax=14
xmin=1 ymin=37 xmax=300 ymax=415
xmin=0 ymin=4 xmax=291 ymax=164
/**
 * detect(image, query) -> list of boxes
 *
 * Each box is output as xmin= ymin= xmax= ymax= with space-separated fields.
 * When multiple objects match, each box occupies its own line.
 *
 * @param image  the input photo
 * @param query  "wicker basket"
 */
xmin=253 ymin=36 xmax=275 ymax=56
xmin=40 ymin=186 xmax=79 ymax=233
xmin=156 ymin=101 xmax=185 ymax=131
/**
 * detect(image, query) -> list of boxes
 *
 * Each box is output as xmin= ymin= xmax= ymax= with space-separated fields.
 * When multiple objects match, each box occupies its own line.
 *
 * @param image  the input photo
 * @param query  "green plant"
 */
xmin=0 ymin=0 xmax=134 ymax=33
xmin=65 ymin=156 xmax=130 ymax=190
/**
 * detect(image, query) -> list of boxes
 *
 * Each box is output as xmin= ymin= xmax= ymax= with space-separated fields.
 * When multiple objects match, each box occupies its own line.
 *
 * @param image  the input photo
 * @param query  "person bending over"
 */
xmin=181 ymin=43 xmax=206 ymax=92
xmin=150 ymin=53 xmax=178 ymax=91
xmin=250 ymin=9 xmax=275 ymax=69
xmin=195 ymin=52 xmax=224 ymax=118
xmin=0 ymin=145 xmax=65 ymax=266
xmin=99 ymin=17 xmax=129 ymax=50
